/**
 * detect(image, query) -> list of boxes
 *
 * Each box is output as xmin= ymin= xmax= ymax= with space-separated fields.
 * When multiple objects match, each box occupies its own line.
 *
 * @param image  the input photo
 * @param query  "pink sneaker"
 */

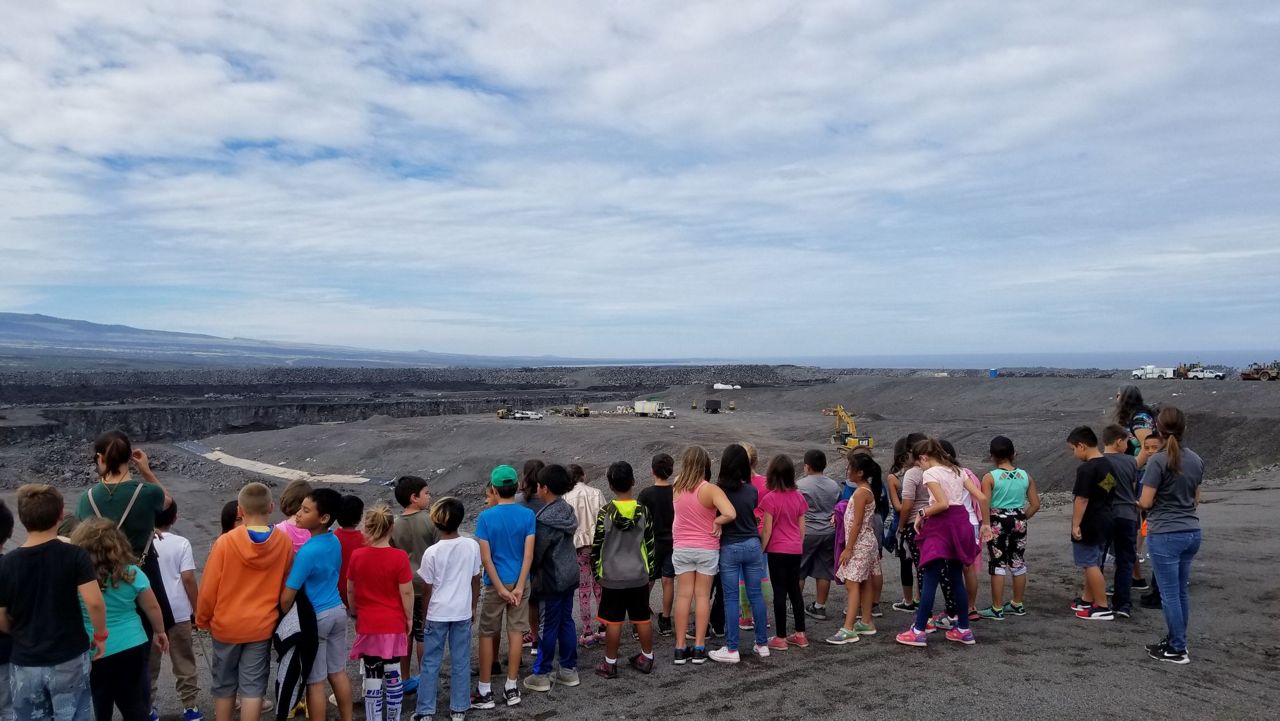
xmin=945 ymin=627 xmax=976 ymax=645
xmin=766 ymin=637 xmax=789 ymax=651
xmin=895 ymin=627 xmax=928 ymax=647
xmin=785 ymin=632 xmax=810 ymax=648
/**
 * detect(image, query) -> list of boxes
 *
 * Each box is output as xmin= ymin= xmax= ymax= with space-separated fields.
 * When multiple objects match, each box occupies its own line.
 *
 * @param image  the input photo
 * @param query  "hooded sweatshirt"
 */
xmin=591 ymin=500 xmax=657 ymax=589
xmin=196 ymin=525 xmax=293 ymax=643
xmin=532 ymin=498 xmax=579 ymax=597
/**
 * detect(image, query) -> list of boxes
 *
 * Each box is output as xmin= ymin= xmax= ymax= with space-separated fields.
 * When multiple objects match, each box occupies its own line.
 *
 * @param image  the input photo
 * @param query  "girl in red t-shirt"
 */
xmin=346 ymin=504 xmax=413 ymax=721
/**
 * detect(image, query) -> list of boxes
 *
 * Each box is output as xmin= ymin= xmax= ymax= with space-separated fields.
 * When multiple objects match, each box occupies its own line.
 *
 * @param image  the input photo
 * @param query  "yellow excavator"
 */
xmin=823 ymin=405 xmax=874 ymax=450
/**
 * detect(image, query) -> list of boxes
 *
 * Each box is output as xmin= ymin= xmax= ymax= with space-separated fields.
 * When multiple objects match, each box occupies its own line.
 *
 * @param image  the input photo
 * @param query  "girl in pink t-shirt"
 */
xmin=759 ymin=454 xmax=810 ymax=650
xmin=277 ymin=479 xmax=314 ymax=551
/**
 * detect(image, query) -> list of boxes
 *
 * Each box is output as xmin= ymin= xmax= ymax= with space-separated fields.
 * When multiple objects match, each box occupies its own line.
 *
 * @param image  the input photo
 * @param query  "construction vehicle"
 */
xmin=691 ymin=400 xmax=698 ymax=410
xmin=704 ymin=399 xmax=722 ymax=414
xmin=634 ymin=400 xmax=670 ymax=417
xmin=1132 ymin=365 xmax=1175 ymax=380
xmin=496 ymin=405 xmax=515 ymax=419
xmin=565 ymin=403 xmax=591 ymax=417
xmin=1242 ymin=362 xmax=1280 ymax=381
xmin=823 ymin=405 xmax=874 ymax=450
xmin=728 ymin=400 xmax=736 ymax=412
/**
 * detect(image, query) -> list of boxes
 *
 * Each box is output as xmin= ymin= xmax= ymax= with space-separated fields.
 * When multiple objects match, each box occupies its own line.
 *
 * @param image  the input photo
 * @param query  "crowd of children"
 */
xmin=0 ymin=390 xmax=1207 ymax=721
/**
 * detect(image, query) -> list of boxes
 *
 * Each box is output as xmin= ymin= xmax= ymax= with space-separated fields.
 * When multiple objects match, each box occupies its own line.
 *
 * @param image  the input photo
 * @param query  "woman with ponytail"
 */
xmin=1138 ymin=406 xmax=1203 ymax=665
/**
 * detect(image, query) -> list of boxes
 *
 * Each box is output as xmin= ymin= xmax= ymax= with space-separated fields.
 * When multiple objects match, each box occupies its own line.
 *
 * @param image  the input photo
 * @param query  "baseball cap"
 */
xmin=489 ymin=465 xmax=518 ymax=487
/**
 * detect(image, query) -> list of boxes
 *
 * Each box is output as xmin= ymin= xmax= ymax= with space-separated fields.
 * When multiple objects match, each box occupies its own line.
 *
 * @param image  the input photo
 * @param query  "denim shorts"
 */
xmin=1072 ymin=541 xmax=1106 ymax=569
xmin=671 ymin=547 xmax=719 ymax=575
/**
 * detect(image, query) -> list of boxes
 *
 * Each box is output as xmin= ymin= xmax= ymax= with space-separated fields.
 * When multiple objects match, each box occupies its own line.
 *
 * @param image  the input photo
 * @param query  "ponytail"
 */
xmin=1156 ymin=406 xmax=1186 ymax=474
xmin=911 ymin=438 xmax=960 ymax=475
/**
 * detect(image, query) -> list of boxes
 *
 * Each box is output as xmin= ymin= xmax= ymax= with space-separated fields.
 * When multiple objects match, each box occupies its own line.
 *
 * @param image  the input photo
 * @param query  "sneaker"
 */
xmin=766 ymin=637 xmax=789 ymax=651
xmin=1070 ymin=597 xmax=1089 ymax=612
xmin=1140 ymin=592 xmax=1163 ymax=609
xmin=1002 ymin=602 xmax=1027 ymax=616
xmin=824 ymin=628 xmax=860 ymax=645
xmin=1144 ymin=638 xmax=1169 ymax=655
xmin=786 ymin=632 xmax=810 ymax=648
xmin=739 ymin=617 xmax=755 ymax=631
xmin=287 ymin=701 xmax=306 ymax=719
xmin=945 ymin=627 xmax=976 ymax=645
xmin=1131 ymin=578 xmax=1151 ymax=591
xmin=554 ymin=667 xmax=580 ymax=687
xmin=891 ymin=600 xmax=918 ymax=613
xmin=578 ymin=633 xmax=599 ymax=648
xmin=926 ymin=614 xmax=954 ymax=633
xmin=1076 ymin=606 xmax=1114 ymax=621
xmin=521 ymin=632 xmax=534 ymax=648
xmin=522 ymin=673 xmax=551 ymax=692
xmin=403 ymin=677 xmax=419 ymax=695
xmin=657 ymin=614 xmax=673 ymax=637
xmin=262 ymin=700 xmax=274 ymax=714
xmin=328 ymin=694 xmax=337 ymax=707
xmin=1114 ymin=607 xmax=1132 ymax=619
xmin=871 ymin=603 xmax=883 ymax=618
xmin=852 ymin=621 xmax=877 ymax=636
xmin=709 ymin=647 xmax=740 ymax=664
xmin=150 ymin=710 xmax=160 ymax=721
xmin=753 ymin=643 xmax=770 ymax=658
xmin=672 ymin=647 xmax=690 ymax=665
xmin=706 ymin=627 xmax=722 ymax=640
xmin=629 ymin=653 xmax=655 ymax=674
xmin=977 ymin=606 xmax=1005 ymax=621
xmin=1147 ymin=641 xmax=1190 ymax=665
xmin=451 ymin=714 xmax=466 ymax=721
xmin=803 ymin=603 xmax=828 ymax=621
xmin=895 ymin=627 xmax=928 ymax=647
xmin=691 ymin=647 xmax=709 ymax=664
xmin=967 ymin=610 xmax=981 ymax=622
xmin=594 ymin=660 xmax=619 ymax=679
xmin=469 ymin=691 xmax=495 ymax=710
xmin=501 ymin=685 xmax=521 ymax=706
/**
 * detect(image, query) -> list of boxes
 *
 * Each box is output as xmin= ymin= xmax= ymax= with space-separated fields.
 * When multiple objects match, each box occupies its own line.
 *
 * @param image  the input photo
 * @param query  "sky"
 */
xmin=2 ymin=1 xmax=1279 ymax=358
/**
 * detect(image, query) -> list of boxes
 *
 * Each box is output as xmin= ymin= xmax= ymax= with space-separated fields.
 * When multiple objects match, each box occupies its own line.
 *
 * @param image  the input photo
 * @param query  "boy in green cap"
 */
xmin=471 ymin=466 xmax=536 ymax=710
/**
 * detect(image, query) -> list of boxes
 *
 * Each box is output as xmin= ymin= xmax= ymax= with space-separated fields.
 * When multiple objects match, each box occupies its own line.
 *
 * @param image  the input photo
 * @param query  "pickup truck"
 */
xmin=1186 ymin=367 xmax=1225 ymax=380
xmin=1131 ymin=366 xmax=1175 ymax=380
xmin=513 ymin=410 xmax=544 ymax=420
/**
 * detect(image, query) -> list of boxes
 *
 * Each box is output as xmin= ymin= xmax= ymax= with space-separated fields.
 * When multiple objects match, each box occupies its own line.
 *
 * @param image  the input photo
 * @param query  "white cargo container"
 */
xmin=1131 ymin=365 xmax=1175 ymax=379
xmin=634 ymin=400 xmax=669 ymax=416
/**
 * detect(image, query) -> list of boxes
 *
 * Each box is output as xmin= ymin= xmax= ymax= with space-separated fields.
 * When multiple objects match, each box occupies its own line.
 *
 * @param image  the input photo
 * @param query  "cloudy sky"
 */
xmin=2 ymin=1 xmax=1278 ymax=358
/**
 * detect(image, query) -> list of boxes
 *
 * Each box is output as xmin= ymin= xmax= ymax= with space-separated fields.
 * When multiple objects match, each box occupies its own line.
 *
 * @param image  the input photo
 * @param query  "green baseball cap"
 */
xmin=489 ymin=465 xmax=518 ymax=487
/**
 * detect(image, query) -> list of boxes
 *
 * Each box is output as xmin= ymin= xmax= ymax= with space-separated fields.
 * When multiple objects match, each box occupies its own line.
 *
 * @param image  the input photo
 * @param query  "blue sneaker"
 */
xmin=150 ymin=711 xmax=160 ymax=721
xmin=403 ymin=676 xmax=420 ymax=696
xmin=183 ymin=709 xmax=204 ymax=721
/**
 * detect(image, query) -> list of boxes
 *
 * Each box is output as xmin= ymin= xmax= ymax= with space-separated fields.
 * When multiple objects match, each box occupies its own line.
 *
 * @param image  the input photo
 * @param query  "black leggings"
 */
xmin=906 ymin=523 xmax=958 ymax=616
xmin=91 ymin=642 xmax=151 ymax=721
xmin=767 ymin=552 xmax=805 ymax=636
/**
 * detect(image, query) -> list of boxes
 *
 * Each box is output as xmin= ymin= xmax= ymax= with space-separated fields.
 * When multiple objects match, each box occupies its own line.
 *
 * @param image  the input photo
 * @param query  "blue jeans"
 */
xmin=1148 ymin=530 xmax=1201 ymax=653
xmin=1103 ymin=517 xmax=1139 ymax=612
xmin=719 ymin=538 xmax=769 ymax=651
xmin=913 ymin=560 xmax=969 ymax=631
xmin=10 ymin=654 xmax=92 ymax=721
xmin=532 ymin=590 xmax=577 ymax=675
xmin=416 ymin=620 xmax=471 ymax=715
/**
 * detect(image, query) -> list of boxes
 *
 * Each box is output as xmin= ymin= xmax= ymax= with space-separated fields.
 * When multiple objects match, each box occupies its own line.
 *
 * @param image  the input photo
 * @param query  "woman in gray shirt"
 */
xmin=1138 ymin=406 xmax=1203 ymax=665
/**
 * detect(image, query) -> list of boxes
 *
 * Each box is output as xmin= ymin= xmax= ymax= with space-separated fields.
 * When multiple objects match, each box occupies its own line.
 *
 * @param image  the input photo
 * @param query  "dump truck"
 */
xmin=704 ymin=399 xmax=722 ymax=414
xmin=1242 ymin=362 xmax=1280 ymax=381
xmin=634 ymin=400 xmax=670 ymax=417
xmin=823 ymin=405 xmax=874 ymax=450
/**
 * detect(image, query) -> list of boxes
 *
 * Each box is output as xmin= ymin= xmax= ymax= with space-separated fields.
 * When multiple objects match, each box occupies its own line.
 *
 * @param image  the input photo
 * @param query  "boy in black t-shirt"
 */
xmin=0 ymin=484 xmax=108 ymax=720
xmin=637 ymin=453 xmax=676 ymax=635
xmin=1067 ymin=427 xmax=1116 ymax=621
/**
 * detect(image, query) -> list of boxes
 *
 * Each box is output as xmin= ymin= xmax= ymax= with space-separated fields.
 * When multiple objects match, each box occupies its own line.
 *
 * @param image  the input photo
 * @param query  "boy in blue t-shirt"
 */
xmin=280 ymin=488 xmax=353 ymax=721
xmin=471 ymin=466 xmax=536 ymax=710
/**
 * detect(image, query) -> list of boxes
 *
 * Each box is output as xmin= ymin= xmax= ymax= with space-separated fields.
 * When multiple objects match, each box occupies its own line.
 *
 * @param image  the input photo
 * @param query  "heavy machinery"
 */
xmin=823 ymin=405 xmax=874 ymax=450
xmin=496 ymin=405 xmax=515 ymax=419
xmin=1242 ymin=362 xmax=1280 ymax=381
xmin=634 ymin=400 xmax=670 ymax=417
xmin=566 ymin=403 xmax=591 ymax=417
xmin=704 ymin=399 xmax=722 ymax=414
xmin=728 ymin=400 xmax=737 ymax=412
xmin=691 ymin=400 xmax=698 ymax=410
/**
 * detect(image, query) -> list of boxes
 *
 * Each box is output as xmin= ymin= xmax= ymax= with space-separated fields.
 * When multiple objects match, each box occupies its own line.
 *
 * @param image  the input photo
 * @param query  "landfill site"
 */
xmin=2 ymin=367 xmax=1279 ymax=719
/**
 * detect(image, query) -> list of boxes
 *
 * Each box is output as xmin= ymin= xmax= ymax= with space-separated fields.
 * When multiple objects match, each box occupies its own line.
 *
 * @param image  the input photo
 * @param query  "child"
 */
xmin=524 ymin=465 xmax=581 ymax=692
xmin=415 ymin=498 xmax=481 ymax=721
xmin=280 ymin=488 xmax=353 ymax=721
xmin=592 ymin=461 xmax=659 ymax=677
xmin=150 ymin=501 xmax=202 ymax=721
xmin=335 ymin=494 xmax=366 ymax=609
xmin=759 ymin=454 xmax=809 ymax=650
xmin=390 ymin=475 xmax=438 ymax=692
xmin=0 ymin=499 xmax=13 ymax=720
xmin=736 ymin=442 xmax=773 ymax=633
xmin=346 ymin=504 xmax=412 ymax=721
xmin=829 ymin=454 xmax=883 ymax=644
xmin=671 ymin=446 xmax=736 ymax=665
xmin=518 ymin=460 xmax=546 ymax=653
xmin=796 ymin=450 xmax=840 ymax=621
xmin=72 ymin=519 xmax=170 ymax=721
xmin=1134 ymin=433 xmax=1164 ymax=597
xmin=277 ymin=479 xmax=315 ymax=552
xmin=562 ymin=463 xmax=605 ymax=645
xmin=886 ymin=436 xmax=919 ymax=612
xmin=473 ymin=466 xmax=536 ymax=709
xmin=0 ymin=484 xmax=107 ymax=721
xmin=1067 ymin=426 xmax=1117 ymax=621
xmin=636 ymin=453 xmax=676 ymax=637
xmin=1102 ymin=425 xmax=1141 ymax=619
xmin=196 ymin=482 xmax=293 ymax=721
xmin=977 ymin=436 xmax=1040 ymax=620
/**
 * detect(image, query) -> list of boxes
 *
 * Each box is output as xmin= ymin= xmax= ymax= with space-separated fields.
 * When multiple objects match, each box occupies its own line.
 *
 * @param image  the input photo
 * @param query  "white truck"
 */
xmin=1131 ymin=365 xmax=1175 ymax=380
xmin=1186 ymin=367 xmax=1226 ymax=380
xmin=634 ymin=400 xmax=670 ymax=417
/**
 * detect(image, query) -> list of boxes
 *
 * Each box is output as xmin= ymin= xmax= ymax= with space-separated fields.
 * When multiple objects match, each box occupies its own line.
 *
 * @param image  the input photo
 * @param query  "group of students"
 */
xmin=0 ymin=387 xmax=1206 ymax=721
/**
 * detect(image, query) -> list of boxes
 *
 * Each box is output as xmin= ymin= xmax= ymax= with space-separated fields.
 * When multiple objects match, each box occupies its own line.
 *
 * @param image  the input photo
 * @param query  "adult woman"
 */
xmin=709 ymin=445 xmax=770 ymax=664
xmin=1114 ymin=386 xmax=1155 ymax=456
xmin=76 ymin=430 xmax=175 ymax=633
xmin=670 ymin=446 xmax=736 ymax=666
xmin=1138 ymin=407 xmax=1202 ymax=665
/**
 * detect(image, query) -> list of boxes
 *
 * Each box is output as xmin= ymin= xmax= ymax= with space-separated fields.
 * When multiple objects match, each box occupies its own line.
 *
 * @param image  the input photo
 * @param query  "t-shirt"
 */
xmin=474 ymin=503 xmax=536 ymax=587
xmin=1072 ymin=457 xmax=1117 ymax=545
xmin=1105 ymin=454 xmax=1141 ymax=522
xmin=0 ymin=553 xmax=9 ymax=666
xmin=285 ymin=532 xmax=343 ymax=614
xmin=922 ymin=466 xmax=967 ymax=507
xmin=900 ymin=467 xmax=928 ymax=519
xmin=796 ymin=474 xmax=840 ymax=536
xmin=347 ymin=546 xmax=412 ymax=634
xmin=390 ymin=511 xmax=440 ymax=596
xmin=1126 ymin=410 xmax=1155 ymax=455
xmin=76 ymin=482 xmax=166 ymax=556
xmin=720 ymin=483 xmax=760 ymax=545
xmin=80 ymin=564 xmax=150 ymax=658
xmin=334 ymin=527 xmax=366 ymax=607
xmin=750 ymin=474 xmax=770 ymax=532
xmin=278 ymin=520 xmax=312 ymax=552
xmin=152 ymin=531 xmax=197 ymax=623
xmin=1143 ymin=449 xmax=1204 ymax=535
xmin=419 ymin=536 xmax=482 ymax=622
xmin=0 ymin=540 xmax=96 ymax=666
xmin=636 ymin=484 xmax=675 ymax=550
xmin=759 ymin=489 xmax=808 ymax=554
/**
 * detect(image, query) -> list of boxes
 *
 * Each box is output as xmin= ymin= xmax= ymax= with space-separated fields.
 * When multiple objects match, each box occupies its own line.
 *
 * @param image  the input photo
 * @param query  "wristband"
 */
xmin=94 ymin=630 xmax=109 ymax=641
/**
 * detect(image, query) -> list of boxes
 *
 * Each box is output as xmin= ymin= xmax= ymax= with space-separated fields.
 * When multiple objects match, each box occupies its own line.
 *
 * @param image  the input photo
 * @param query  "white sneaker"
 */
xmin=753 ymin=643 xmax=770 ymax=658
xmin=708 ymin=647 xmax=740 ymax=664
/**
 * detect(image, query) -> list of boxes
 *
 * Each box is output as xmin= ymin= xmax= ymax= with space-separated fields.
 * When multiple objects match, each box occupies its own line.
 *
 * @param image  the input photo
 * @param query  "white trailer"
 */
xmin=634 ymin=400 xmax=669 ymax=416
xmin=1131 ymin=365 xmax=1175 ymax=379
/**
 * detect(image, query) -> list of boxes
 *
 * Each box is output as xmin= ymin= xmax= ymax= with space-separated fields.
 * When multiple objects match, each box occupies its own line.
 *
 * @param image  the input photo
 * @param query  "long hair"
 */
xmin=361 ymin=503 xmax=396 ymax=544
xmin=765 ymin=454 xmax=796 ymax=493
xmin=520 ymin=459 xmax=546 ymax=501
xmin=1156 ymin=406 xmax=1186 ymax=474
xmin=1114 ymin=385 xmax=1149 ymax=426
xmin=717 ymin=444 xmax=752 ymax=491
xmin=70 ymin=518 xmax=137 ymax=590
xmin=889 ymin=436 xmax=911 ymax=475
xmin=912 ymin=438 xmax=960 ymax=474
xmin=673 ymin=446 xmax=711 ymax=495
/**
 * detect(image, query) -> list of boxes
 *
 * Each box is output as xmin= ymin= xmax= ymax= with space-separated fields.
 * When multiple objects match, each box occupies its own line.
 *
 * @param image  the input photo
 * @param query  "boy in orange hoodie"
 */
xmin=196 ymin=482 xmax=293 ymax=721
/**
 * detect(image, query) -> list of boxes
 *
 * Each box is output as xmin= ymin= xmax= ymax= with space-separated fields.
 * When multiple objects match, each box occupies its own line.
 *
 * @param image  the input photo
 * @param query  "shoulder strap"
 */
xmin=86 ymin=486 xmax=105 ymax=519
xmin=117 ymin=483 xmax=146 ymax=530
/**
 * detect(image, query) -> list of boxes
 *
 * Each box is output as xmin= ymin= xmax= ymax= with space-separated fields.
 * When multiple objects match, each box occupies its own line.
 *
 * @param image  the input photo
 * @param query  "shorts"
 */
xmin=211 ymin=639 xmax=271 ymax=699
xmin=799 ymin=533 xmax=836 ymax=580
xmin=671 ymin=547 xmax=719 ymax=575
xmin=411 ymin=595 xmax=425 ymax=643
xmin=477 ymin=584 xmax=532 ymax=637
xmin=1072 ymin=541 xmax=1106 ymax=569
xmin=657 ymin=545 xmax=675 ymax=578
xmin=308 ymin=606 xmax=350 ymax=684
xmin=597 ymin=586 xmax=652 ymax=625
